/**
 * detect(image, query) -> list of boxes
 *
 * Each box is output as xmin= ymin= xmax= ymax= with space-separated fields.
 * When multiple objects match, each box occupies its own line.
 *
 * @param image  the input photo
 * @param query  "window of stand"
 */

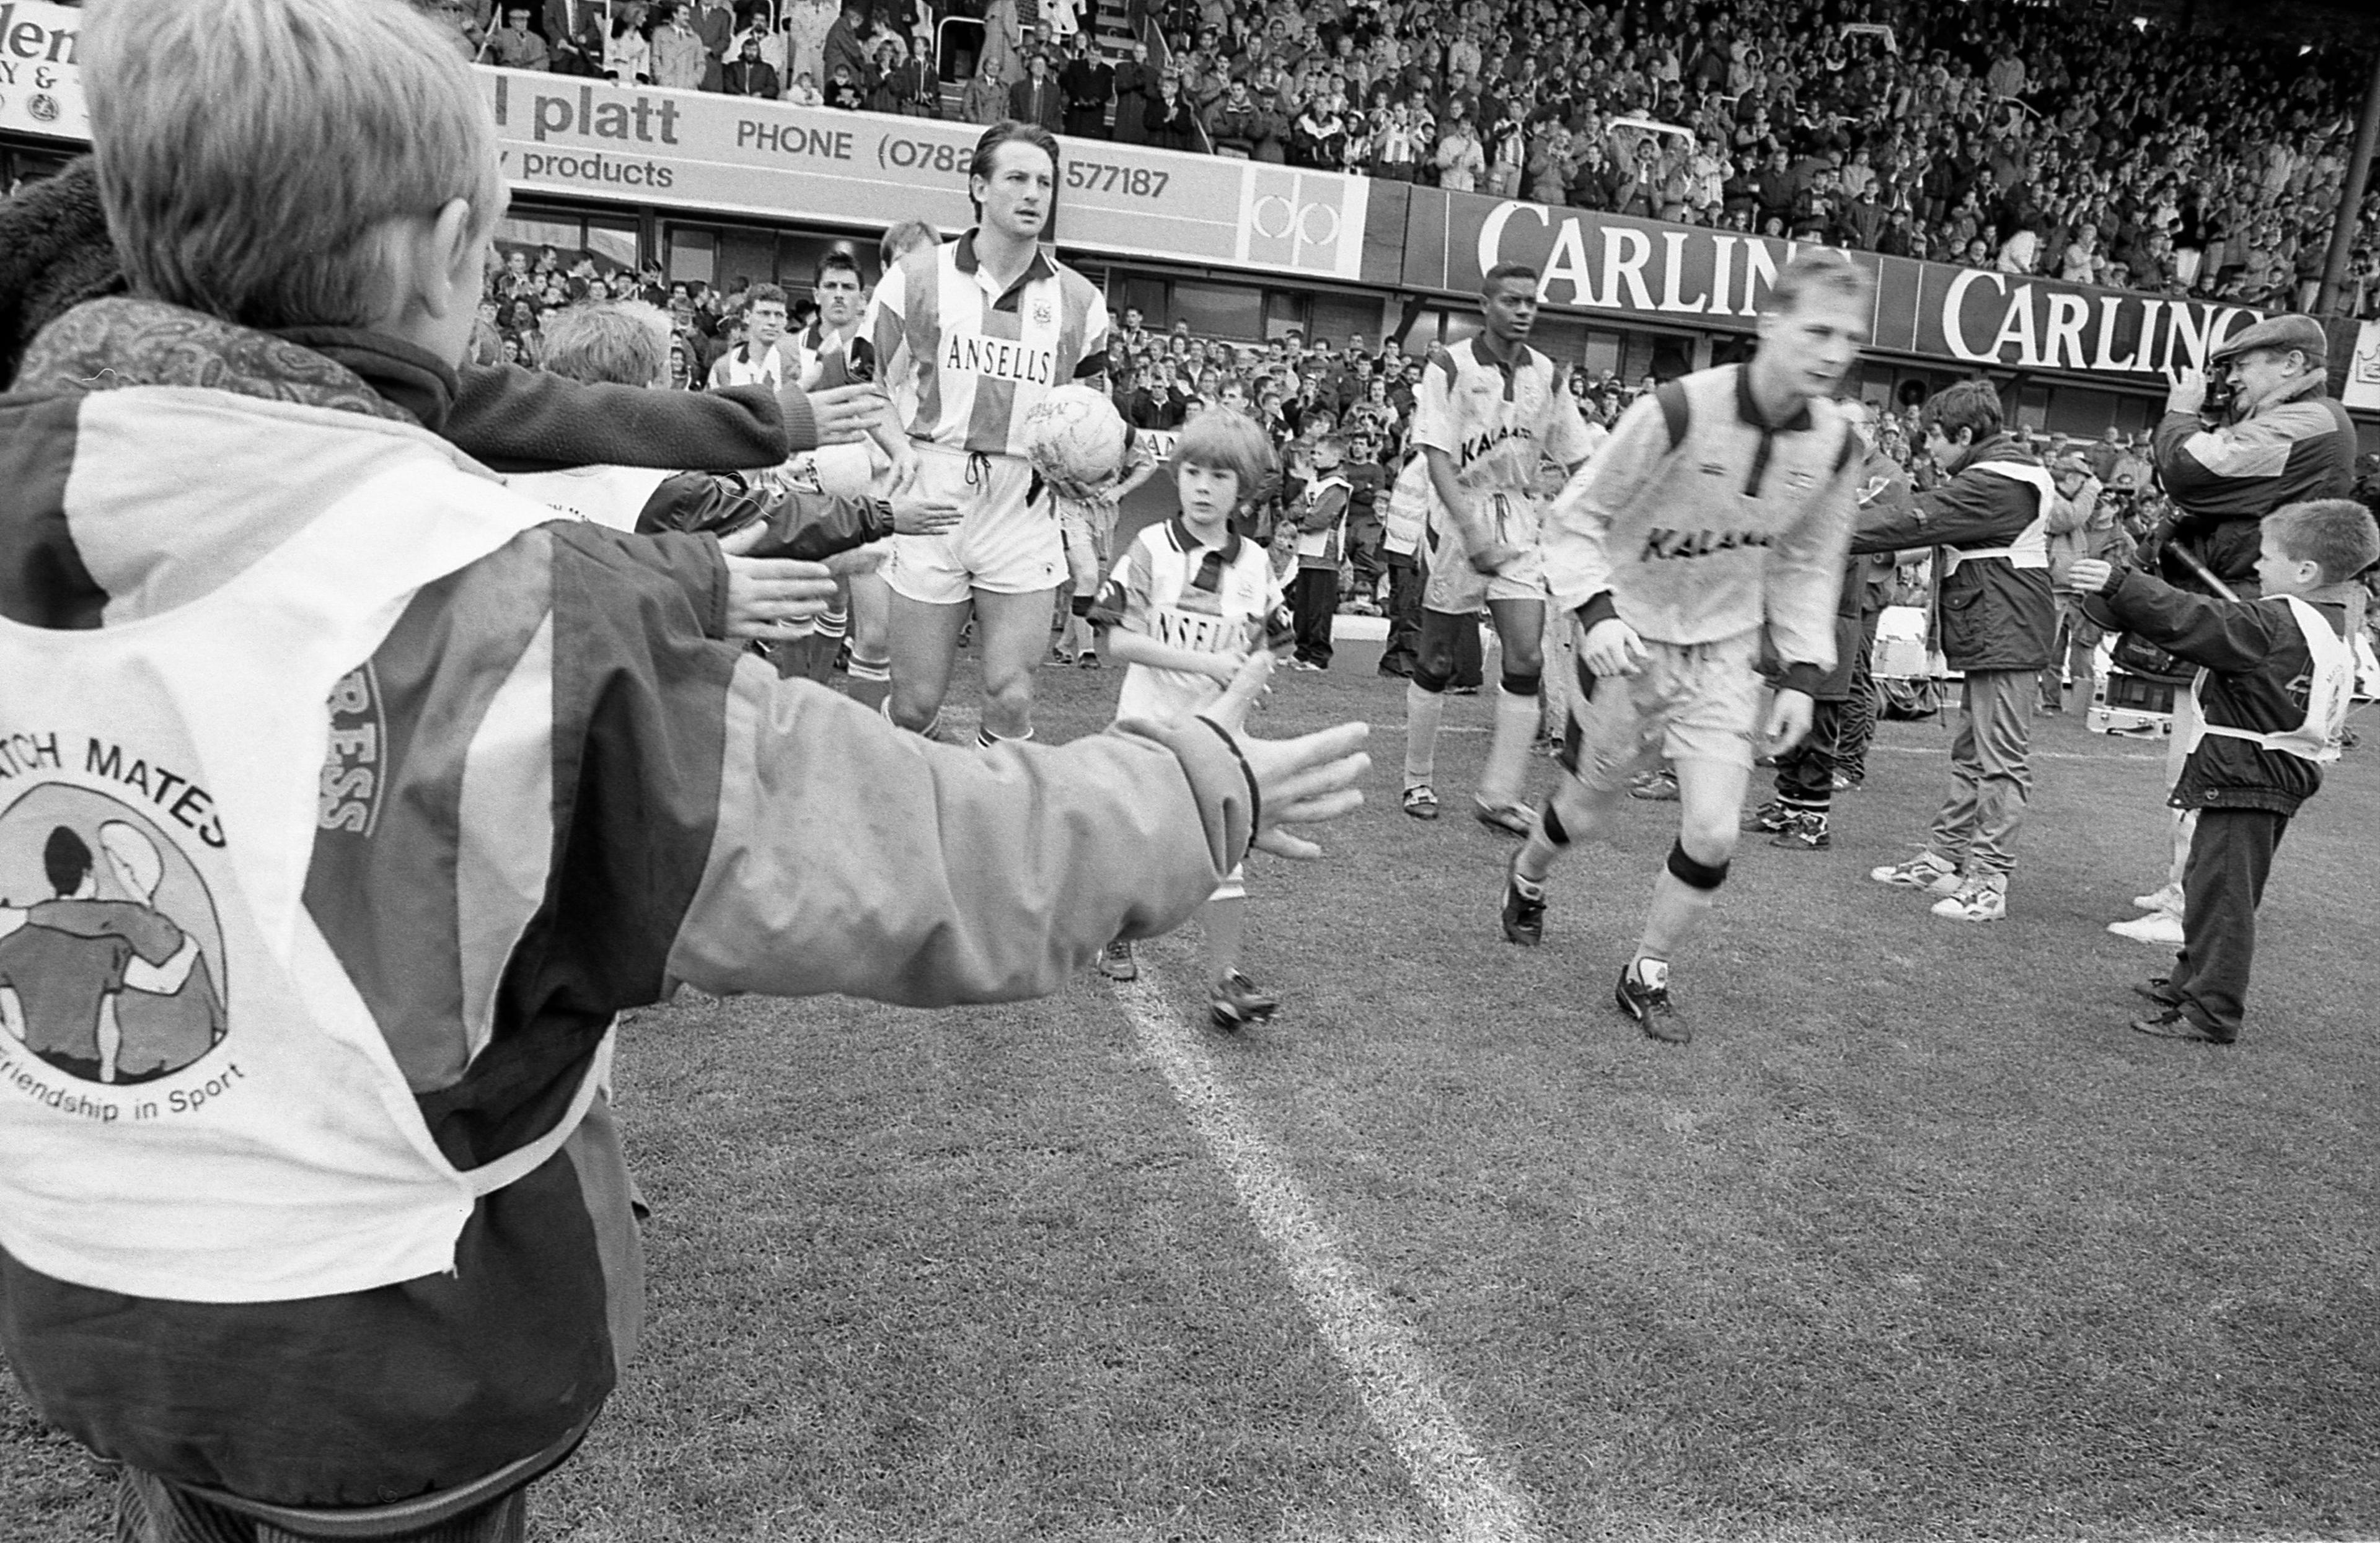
xmin=497 ymin=208 xmax=640 ymax=276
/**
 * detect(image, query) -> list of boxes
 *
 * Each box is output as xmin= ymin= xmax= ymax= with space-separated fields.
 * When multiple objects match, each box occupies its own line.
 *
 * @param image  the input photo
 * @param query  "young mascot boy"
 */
xmin=1500 ymin=251 xmax=1869 ymax=1045
xmin=2069 ymin=498 xmax=2379 ymax=1044
xmin=1858 ymin=379 xmax=2059 ymax=922
xmin=0 ymin=3 xmax=1368 ymax=1538
xmin=1093 ymin=412 xmax=1298 ymax=1028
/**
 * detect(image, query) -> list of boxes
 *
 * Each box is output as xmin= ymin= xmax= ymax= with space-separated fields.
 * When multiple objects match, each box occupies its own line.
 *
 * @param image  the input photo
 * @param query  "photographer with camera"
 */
xmin=2106 ymin=314 xmax=2356 ymax=946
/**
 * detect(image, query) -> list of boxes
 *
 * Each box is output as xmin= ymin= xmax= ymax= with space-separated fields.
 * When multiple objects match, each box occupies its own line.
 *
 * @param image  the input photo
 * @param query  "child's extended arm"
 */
xmin=1102 ymin=626 xmax=1245 ymax=681
xmin=2069 ymin=560 xmax=2288 ymax=673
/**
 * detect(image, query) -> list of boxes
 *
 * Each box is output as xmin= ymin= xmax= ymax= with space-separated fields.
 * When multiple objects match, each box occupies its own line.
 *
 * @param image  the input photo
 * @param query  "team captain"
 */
xmin=853 ymin=120 xmax=1111 ymax=747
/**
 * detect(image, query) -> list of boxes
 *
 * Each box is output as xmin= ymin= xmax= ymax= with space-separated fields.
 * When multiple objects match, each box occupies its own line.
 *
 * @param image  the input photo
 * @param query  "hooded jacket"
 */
xmin=0 ymin=297 xmax=1259 ymax=1519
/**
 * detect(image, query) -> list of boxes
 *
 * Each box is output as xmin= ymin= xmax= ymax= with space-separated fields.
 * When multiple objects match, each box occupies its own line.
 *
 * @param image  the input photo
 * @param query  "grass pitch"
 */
xmin=8 ymin=641 xmax=2379 ymax=1542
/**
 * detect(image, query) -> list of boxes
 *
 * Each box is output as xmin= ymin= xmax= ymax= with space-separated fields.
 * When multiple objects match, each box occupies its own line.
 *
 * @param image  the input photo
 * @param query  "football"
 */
xmin=1020 ymin=384 xmax=1132 ymax=500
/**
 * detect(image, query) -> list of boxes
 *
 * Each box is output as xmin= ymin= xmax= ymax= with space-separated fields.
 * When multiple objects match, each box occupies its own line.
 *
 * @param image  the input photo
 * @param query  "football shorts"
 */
xmin=1422 ymin=491 xmax=1546 ymax=613
xmin=1566 ymin=625 xmax=1763 ymax=785
xmin=884 ymin=445 xmax=1064 ymax=605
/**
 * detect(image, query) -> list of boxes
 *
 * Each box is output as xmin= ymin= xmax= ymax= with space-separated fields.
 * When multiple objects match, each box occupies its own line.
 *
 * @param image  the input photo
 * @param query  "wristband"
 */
xmin=1194 ymin=714 xmax=1261 ymax=853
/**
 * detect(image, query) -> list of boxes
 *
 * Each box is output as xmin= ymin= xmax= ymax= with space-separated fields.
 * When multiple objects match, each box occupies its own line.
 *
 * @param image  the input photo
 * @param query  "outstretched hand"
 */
xmin=1203 ymin=654 xmax=1370 ymax=861
xmin=718 ymin=550 xmax=840 ymax=641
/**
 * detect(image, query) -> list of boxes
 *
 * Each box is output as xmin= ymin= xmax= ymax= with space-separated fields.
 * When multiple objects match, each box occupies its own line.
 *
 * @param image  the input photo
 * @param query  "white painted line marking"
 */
xmin=1109 ymin=963 xmax=1541 ymax=1543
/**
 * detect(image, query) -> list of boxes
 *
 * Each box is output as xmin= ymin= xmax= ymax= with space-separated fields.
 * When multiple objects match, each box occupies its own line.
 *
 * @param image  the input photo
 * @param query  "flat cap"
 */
xmin=2211 ymin=312 xmax=2327 ymax=365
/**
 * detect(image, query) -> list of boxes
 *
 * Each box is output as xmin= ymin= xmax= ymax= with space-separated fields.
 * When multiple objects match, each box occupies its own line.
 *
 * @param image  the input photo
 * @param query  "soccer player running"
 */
xmin=1500 ymin=252 xmax=1870 ymax=1045
xmin=854 ymin=121 xmax=1110 ymax=747
xmin=1402 ymin=263 xmax=1602 ymax=832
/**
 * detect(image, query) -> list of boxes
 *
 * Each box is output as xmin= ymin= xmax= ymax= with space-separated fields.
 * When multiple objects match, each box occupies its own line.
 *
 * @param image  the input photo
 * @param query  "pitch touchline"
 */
xmin=1108 ymin=965 xmax=1541 ymax=1543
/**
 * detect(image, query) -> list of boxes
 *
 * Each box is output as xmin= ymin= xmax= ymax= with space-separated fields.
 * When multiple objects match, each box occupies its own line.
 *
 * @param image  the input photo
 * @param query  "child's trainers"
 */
xmin=1209 ymin=971 xmax=1279 ymax=1030
xmin=1740 ymin=799 xmax=1792 ymax=833
xmin=1098 ymin=938 xmax=1138 ymax=982
xmin=1869 ymin=851 xmax=1962 ymax=895
xmin=1769 ymin=809 xmax=1831 ymax=850
xmin=1929 ymin=875 xmax=2007 ymax=922
xmin=1628 ymin=767 xmax=1679 ymax=801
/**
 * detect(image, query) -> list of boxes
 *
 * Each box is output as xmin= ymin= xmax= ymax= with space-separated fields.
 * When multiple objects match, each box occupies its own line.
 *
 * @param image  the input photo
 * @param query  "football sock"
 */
xmin=1640 ymin=869 xmax=1717 ymax=964
xmin=1403 ymin=680 xmax=1444 ymax=787
xmin=844 ymin=651 xmax=892 ymax=711
xmin=1479 ymin=688 xmax=1536 ymax=808
xmin=1199 ymin=894 xmax=1245 ymax=989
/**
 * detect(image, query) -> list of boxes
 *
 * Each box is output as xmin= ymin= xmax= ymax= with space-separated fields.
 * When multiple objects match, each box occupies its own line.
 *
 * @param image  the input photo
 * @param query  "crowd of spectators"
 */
xmin=415 ymin=0 xmax=2380 ymax=319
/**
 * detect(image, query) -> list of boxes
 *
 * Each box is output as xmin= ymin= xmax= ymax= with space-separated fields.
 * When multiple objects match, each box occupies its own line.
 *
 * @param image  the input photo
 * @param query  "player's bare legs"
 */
xmin=844 ymin=568 xmax=895 ymax=711
xmin=1512 ymin=755 xmax=1625 ymax=887
xmin=1636 ymin=755 xmax=1748 ymax=967
xmin=971 ymin=586 xmax=1059 ymax=742
xmin=886 ymin=591 xmax=969 ymax=735
xmin=1478 ymin=595 xmax=1546 ymax=819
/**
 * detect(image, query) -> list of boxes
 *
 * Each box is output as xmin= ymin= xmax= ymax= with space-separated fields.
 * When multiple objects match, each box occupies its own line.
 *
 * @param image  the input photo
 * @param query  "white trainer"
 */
xmin=1870 ymin=853 xmax=1963 ymax=896
xmin=2130 ymin=883 xmax=2183 ymax=915
xmin=1930 ymin=877 xmax=2007 ymax=922
xmin=2108 ymin=912 xmax=2184 ymax=946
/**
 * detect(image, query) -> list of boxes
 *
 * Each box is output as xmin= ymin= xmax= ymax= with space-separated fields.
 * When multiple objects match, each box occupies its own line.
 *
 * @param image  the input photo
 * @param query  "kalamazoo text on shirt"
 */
xmin=941 ymin=332 xmax=1059 ymax=385
xmin=1640 ymin=527 xmax=1776 ymax=561
xmin=1457 ymin=422 xmax=1533 ymax=470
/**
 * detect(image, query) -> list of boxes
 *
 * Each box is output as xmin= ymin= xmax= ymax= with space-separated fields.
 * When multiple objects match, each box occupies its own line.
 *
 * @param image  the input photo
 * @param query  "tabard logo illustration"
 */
xmin=0 ymin=787 xmax=227 ymax=1086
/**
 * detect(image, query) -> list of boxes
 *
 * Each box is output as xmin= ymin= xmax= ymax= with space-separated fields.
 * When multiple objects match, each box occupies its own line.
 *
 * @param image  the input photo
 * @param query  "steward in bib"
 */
xmin=1853 ymin=379 xmax=2059 ymax=924
xmin=0 ymin=4 xmax=1370 ymax=1539
xmin=2072 ymin=499 xmax=2379 ymax=1044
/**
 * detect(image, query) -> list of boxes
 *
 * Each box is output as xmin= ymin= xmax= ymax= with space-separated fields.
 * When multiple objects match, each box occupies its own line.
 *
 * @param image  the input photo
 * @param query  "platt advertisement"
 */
xmin=0 ymin=1 xmax=84 ymax=144
xmin=1406 ymin=186 xmax=2263 ymax=386
xmin=483 ymin=69 xmax=1367 ymax=281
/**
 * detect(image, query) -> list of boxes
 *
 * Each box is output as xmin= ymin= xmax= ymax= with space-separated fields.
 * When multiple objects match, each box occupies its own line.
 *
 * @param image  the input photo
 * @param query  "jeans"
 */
xmin=1924 ymin=669 xmax=2034 ymax=877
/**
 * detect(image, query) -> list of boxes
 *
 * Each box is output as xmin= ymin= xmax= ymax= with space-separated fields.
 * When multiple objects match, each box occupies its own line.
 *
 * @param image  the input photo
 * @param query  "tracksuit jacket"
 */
xmin=2082 ymin=571 xmax=2345 ymax=815
xmin=1850 ymin=433 xmax=2056 ymax=673
xmin=2151 ymin=373 xmax=2355 ymax=592
xmin=0 ymin=297 xmax=1261 ymax=1519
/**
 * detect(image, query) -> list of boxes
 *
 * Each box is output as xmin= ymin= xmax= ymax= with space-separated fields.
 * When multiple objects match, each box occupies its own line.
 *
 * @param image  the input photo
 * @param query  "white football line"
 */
xmin=1108 ymin=964 xmax=1541 ymax=1543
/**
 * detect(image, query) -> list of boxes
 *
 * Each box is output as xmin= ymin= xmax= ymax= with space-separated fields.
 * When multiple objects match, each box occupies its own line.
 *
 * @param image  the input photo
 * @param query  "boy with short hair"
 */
xmin=1093 ymin=411 xmax=1298 ymax=1028
xmin=2069 ymin=498 xmax=2379 ymax=1045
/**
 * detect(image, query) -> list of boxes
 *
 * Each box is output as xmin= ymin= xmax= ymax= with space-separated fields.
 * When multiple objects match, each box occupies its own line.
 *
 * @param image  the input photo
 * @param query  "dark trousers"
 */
xmin=1835 ymin=625 xmax=1878 ymax=782
xmin=1290 ymin=565 xmax=1338 ymax=666
xmin=117 ymin=1470 xmax=525 ymax=1542
xmin=2167 ymin=807 xmax=2288 ymax=1042
xmin=1771 ymin=696 xmax=1845 ymax=809
xmin=1380 ymin=548 xmax=1423 ymax=675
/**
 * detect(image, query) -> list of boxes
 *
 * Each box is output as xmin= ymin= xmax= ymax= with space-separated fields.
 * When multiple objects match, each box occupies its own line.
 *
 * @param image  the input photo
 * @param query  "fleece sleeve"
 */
xmin=661 ymin=672 xmax=1256 ymax=1004
xmin=1761 ymin=448 xmax=1860 ymax=695
xmin=449 ymin=368 xmax=790 ymax=474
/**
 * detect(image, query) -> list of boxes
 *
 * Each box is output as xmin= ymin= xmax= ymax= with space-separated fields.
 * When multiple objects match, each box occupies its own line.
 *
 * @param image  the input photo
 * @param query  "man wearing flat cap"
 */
xmin=2154 ymin=313 xmax=2356 ymax=597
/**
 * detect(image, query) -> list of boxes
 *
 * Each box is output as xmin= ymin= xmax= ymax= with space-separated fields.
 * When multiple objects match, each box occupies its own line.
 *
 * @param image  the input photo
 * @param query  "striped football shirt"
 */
xmin=856 ymin=230 xmax=1111 ymax=459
